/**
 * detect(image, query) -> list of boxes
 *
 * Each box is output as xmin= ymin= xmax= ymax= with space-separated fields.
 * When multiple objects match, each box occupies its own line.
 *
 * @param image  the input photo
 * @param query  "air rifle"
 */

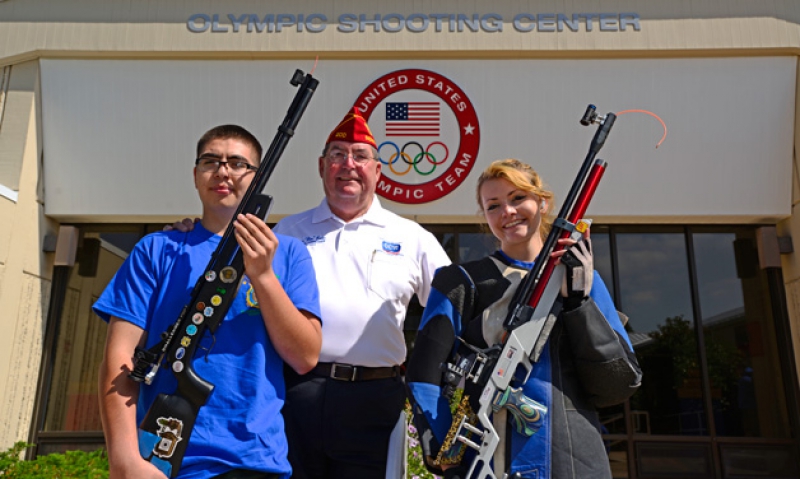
xmin=127 ymin=69 xmax=319 ymax=478
xmin=436 ymin=105 xmax=615 ymax=479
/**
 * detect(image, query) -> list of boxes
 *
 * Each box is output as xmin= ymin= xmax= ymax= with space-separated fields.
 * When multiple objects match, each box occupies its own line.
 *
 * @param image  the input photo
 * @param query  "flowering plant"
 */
xmin=405 ymin=401 xmax=442 ymax=479
xmin=405 ymin=385 xmax=464 ymax=478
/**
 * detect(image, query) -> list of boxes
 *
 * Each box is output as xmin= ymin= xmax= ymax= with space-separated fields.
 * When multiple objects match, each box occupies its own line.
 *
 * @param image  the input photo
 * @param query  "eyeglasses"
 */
xmin=195 ymin=157 xmax=258 ymax=176
xmin=326 ymin=150 xmax=375 ymax=165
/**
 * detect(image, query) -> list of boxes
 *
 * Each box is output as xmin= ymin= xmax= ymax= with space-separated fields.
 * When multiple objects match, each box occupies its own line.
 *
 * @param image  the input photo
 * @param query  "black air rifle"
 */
xmin=437 ymin=105 xmax=615 ymax=479
xmin=127 ymin=69 xmax=319 ymax=478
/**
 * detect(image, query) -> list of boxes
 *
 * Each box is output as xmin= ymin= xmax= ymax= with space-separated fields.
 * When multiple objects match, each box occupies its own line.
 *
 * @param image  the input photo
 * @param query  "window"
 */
xmin=618 ymin=230 xmax=702 ymax=436
xmin=693 ymin=231 xmax=790 ymax=440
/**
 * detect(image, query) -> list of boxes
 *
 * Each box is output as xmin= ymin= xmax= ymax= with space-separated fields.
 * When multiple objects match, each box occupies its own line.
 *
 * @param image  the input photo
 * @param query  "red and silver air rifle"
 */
xmin=437 ymin=105 xmax=615 ymax=479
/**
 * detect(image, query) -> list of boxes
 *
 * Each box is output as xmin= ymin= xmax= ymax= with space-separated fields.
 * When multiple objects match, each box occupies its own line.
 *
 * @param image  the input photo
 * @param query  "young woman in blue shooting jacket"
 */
xmin=406 ymin=159 xmax=642 ymax=479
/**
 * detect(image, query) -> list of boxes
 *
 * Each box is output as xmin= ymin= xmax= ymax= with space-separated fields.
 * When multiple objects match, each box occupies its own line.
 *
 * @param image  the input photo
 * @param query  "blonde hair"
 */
xmin=476 ymin=159 xmax=555 ymax=242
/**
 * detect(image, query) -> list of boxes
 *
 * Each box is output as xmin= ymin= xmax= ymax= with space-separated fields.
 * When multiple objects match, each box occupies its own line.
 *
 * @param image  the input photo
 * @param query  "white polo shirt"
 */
xmin=274 ymin=197 xmax=451 ymax=367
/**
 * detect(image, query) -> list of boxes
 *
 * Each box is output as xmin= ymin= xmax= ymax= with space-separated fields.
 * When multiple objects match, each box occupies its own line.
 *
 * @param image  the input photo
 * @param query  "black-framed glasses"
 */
xmin=326 ymin=149 xmax=375 ymax=165
xmin=195 ymin=157 xmax=258 ymax=176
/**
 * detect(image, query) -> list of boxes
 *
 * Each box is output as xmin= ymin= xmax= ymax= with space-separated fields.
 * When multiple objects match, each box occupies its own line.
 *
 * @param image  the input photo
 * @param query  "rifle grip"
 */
xmin=492 ymin=386 xmax=547 ymax=437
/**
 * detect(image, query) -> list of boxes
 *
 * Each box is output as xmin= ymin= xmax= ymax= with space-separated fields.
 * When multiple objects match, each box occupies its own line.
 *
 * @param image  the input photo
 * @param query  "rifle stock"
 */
xmin=438 ymin=105 xmax=615 ymax=479
xmin=129 ymin=69 xmax=319 ymax=478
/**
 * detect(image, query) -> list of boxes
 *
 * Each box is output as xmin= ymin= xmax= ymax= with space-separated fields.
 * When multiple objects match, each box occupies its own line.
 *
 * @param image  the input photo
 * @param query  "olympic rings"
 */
xmin=387 ymin=152 xmax=413 ymax=175
xmin=427 ymin=141 xmax=449 ymax=165
xmin=401 ymin=141 xmax=425 ymax=165
xmin=413 ymin=152 xmax=437 ymax=176
xmin=378 ymin=141 xmax=451 ymax=176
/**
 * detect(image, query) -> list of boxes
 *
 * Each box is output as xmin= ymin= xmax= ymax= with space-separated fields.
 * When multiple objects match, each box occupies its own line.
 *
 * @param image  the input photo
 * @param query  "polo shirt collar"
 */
xmin=312 ymin=196 xmax=389 ymax=227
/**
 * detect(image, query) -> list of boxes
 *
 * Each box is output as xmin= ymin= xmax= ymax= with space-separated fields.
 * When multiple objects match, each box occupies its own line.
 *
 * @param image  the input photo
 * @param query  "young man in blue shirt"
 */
xmin=95 ymin=125 xmax=322 ymax=479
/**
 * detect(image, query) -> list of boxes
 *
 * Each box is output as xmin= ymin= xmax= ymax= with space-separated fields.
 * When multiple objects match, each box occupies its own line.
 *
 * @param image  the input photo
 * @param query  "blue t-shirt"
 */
xmin=93 ymin=224 xmax=321 ymax=479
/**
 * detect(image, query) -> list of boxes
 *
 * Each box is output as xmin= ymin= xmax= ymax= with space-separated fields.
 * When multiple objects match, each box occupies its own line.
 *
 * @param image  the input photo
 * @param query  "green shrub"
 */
xmin=0 ymin=442 xmax=108 ymax=479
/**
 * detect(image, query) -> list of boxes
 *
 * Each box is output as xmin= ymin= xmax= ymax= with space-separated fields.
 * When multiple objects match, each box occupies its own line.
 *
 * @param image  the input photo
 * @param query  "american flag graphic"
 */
xmin=385 ymin=102 xmax=440 ymax=137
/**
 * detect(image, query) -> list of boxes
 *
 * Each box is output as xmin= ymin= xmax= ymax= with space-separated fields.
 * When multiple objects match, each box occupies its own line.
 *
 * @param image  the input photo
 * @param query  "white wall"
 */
xmin=40 ymin=57 xmax=795 ymax=223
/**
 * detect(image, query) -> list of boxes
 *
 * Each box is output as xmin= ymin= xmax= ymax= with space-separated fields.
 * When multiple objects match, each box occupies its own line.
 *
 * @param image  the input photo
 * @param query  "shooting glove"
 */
xmin=560 ymin=237 xmax=593 ymax=310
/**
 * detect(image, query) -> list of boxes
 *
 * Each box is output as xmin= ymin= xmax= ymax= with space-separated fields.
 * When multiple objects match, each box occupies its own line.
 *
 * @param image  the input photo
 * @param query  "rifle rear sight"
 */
xmin=580 ymin=104 xmax=609 ymax=126
xmin=290 ymin=69 xmax=305 ymax=86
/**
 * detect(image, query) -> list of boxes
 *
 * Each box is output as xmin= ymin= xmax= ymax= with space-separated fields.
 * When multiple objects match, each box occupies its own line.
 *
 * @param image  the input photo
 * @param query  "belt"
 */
xmin=312 ymin=362 xmax=399 ymax=381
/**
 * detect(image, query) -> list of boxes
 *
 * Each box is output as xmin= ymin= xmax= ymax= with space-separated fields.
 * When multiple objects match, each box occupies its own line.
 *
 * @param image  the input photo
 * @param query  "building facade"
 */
xmin=1 ymin=1 xmax=799 ymax=477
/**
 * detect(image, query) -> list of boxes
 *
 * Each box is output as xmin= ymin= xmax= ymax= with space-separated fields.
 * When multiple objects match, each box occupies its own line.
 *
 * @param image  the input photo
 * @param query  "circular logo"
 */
xmin=354 ymin=69 xmax=480 ymax=204
xmin=220 ymin=266 xmax=238 ymax=284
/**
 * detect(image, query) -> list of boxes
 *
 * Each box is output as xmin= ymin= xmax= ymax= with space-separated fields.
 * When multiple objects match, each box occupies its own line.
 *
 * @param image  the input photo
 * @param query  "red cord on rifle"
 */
xmin=616 ymin=109 xmax=667 ymax=148
xmin=310 ymin=56 xmax=319 ymax=75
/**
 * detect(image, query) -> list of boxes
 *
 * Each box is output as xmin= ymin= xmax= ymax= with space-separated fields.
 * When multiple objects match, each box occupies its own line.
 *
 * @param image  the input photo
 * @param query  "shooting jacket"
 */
xmin=406 ymin=251 xmax=642 ymax=479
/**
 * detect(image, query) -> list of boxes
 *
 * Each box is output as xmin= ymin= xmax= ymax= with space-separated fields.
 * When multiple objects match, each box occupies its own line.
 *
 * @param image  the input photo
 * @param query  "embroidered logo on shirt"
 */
xmin=382 ymin=241 xmax=401 ymax=254
xmin=302 ymin=235 xmax=326 ymax=245
xmin=246 ymin=284 xmax=260 ymax=309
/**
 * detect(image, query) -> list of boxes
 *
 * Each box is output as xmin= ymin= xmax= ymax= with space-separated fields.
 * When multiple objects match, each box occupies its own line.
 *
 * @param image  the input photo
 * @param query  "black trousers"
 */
xmin=283 ymin=368 xmax=406 ymax=479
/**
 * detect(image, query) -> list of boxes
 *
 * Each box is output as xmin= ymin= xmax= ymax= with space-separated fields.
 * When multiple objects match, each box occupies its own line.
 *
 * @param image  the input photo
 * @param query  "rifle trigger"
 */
xmin=198 ymin=333 xmax=217 ymax=363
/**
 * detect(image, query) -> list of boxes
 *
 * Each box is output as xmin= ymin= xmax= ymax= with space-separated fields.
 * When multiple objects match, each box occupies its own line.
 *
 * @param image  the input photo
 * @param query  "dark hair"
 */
xmin=197 ymin=125 xmax=263 ymax=164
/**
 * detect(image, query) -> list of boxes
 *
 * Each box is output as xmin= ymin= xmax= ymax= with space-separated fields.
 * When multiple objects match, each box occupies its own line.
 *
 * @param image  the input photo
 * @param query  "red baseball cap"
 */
xmin=326 ymin=106 xmax=377 ymax=149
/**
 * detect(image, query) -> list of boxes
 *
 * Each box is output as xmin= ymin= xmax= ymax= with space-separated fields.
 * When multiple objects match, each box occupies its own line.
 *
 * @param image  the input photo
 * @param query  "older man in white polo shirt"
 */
xmin=275 ymin=107 xmax=450 ymax=479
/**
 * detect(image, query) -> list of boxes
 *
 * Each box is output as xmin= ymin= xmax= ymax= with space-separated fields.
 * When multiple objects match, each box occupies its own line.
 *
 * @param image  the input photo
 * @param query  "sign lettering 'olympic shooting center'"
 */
xmin=354 ymin=69 xmax=480 ymax=205
xmin=187 ymin=13 xmax=641 ymax=34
